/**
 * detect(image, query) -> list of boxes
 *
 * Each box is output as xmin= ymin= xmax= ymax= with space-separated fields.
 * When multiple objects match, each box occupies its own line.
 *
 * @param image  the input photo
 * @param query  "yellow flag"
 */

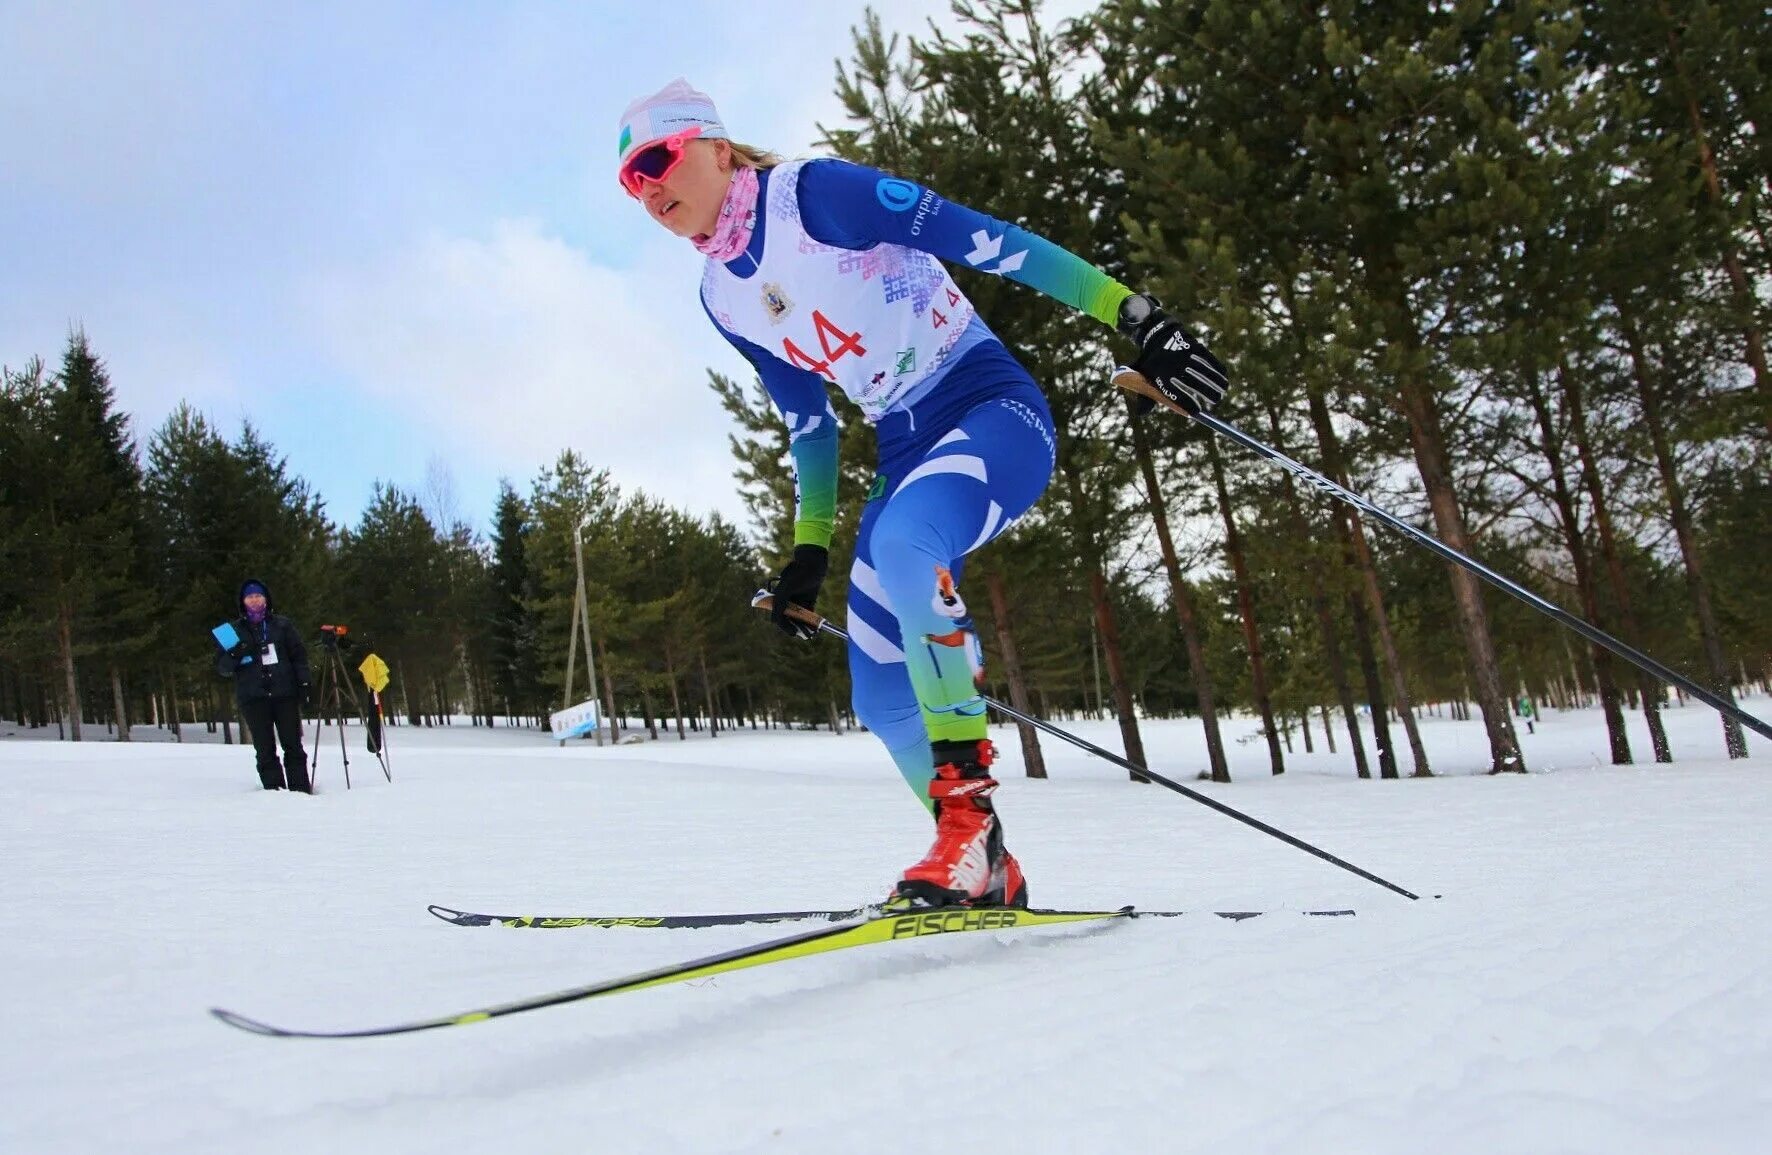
xmin=358 ymin=652 xmax=390 ymax=694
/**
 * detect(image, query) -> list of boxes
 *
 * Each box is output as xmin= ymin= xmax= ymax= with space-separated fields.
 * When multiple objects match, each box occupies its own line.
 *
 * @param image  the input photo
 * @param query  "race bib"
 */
xmin=699 ymin=160 xmax=976 ymax=422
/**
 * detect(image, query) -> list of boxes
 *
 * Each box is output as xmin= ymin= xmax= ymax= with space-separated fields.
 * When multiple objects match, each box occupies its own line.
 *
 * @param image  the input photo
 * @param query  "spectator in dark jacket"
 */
xmin=216 ymin=578 xmax=312 ymax=792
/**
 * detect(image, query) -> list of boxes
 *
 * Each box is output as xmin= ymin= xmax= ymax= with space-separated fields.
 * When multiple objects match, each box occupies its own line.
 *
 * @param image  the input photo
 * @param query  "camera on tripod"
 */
xmin=307 ymin=622 xmax=391 ymax=789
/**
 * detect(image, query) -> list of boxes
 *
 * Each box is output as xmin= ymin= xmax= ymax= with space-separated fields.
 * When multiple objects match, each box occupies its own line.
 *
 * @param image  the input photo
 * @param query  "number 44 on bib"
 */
xmin=782 ymin=311 xmax=866 ymax=382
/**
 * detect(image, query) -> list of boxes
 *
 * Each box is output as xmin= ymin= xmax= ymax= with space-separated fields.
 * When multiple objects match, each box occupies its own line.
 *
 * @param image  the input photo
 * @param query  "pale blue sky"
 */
xmin=2 ymin=1 xmax=1068 ymax=536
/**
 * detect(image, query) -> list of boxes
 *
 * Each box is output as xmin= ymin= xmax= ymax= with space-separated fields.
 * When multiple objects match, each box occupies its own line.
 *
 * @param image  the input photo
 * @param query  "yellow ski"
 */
xmin=211 ymin=906 xmax=1131 ymax=1039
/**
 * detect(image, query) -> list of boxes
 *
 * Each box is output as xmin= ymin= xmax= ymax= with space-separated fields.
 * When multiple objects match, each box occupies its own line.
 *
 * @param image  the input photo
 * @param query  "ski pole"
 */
xmin=752 ymin=592 xmax=1421 ymax=901
xmin=1113 ymin=369 xmax=1772 ymax=744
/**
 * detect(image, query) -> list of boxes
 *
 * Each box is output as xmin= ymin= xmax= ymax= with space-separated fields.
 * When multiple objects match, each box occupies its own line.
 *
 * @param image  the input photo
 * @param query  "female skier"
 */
xmin=618 ymin=79 xmax=1228 ymax=909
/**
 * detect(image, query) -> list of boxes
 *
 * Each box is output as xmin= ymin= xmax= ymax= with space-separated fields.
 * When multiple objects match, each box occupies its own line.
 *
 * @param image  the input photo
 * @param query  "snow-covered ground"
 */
xmin=4 ymin=696 xmax=1769 ymax=1154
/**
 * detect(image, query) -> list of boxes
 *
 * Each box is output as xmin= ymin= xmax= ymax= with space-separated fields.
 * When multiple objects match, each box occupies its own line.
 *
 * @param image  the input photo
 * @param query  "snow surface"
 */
xmin=4 ymin=697 xmax=1770 ymax=1154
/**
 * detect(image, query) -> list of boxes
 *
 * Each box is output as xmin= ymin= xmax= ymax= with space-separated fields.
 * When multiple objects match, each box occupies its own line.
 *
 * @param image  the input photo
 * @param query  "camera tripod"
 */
xmin=308 ymin=631 xmax=392 ymax=789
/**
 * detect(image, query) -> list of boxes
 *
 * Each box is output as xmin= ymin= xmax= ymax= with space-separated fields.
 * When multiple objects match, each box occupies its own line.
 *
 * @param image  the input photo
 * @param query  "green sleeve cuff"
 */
xmin=793 ymin=518 xmax=834 ymax=549
xmin=787 ymin=410 xmax=839 ymax=549
xmin=1088 ymin=281 xmax=1134 ymax=329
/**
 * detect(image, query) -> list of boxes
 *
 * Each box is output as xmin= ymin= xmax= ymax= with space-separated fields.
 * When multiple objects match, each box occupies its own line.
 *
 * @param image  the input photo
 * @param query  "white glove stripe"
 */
xmin=1186 ymin=366 xmax=1225 ymax=398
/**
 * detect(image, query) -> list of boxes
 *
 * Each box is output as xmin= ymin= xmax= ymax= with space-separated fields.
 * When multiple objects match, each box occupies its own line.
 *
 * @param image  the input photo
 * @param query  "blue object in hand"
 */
xmin=213 ymin=621 xmax=251 ymax=664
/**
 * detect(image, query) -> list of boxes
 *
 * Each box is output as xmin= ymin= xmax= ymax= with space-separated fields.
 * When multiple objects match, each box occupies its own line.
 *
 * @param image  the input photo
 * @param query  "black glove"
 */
xmin=299 ymin=683 xmax=313 ymax=710
xmin=768 ymin=544 xmax=828 ymax=640
xmin=215 ymin=641 xmax=247 ymax=677
xmin=1117 ymin=292 xmax=1229 ymax=416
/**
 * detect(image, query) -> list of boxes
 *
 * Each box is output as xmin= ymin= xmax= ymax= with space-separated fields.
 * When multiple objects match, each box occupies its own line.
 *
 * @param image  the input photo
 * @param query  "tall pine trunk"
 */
xmin=1312 ymin=509 xmax=1399 ymax=781
xmin=172 ymin=694 xmax=181 ymax=730
xmin=1395 ymin=369 xmax=1524 ymax=773
xmin=598 ymin=637 xmax=620 ymax=741
xmin=699 ymin=647 xmax=719 ymax=738
xmin=1205 ymin=436 xmax=1284 ymax=775
xmin=664 ymin=642 xmax=687 ymax=740
xmin=1345 ymin=588 xmax=1397 ymax=778
xmin=1305 ymin=390 xmax=1429 ymax=775
xmin=1558 ymin=361 xmax=1671 ymax=762
xmin=1261 ymin=399 xmax=1370 ymax=778
xmin=58 ymin=596 xmax=82 ymax=742
xmin=1061 ymin=460 xmax=1146 ymax=778
xmin=1090 ymin=570 xmax=1148 ymax=781
xmin=110 ymin=664 xmax=129 ymax=742
xmin=1622 ymin=318 xmax=1748 ymax=757
xmin=984 ymin=570 xmax=1046 ymax=779
xmin=1523 ymin=368 xmax=1632 ymax=763
xmin=1128 ymin=403 xmax=1229 ymax=780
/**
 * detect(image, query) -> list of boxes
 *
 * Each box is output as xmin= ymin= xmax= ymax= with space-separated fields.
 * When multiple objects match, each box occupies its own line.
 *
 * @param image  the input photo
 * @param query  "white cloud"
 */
xmin=0 ymin=287 xmax=247 ymax=440
xmin=3 ymin=0 xmax=1117 ymax=531
xmin=308 ymin=218 xmax=758 ymax=519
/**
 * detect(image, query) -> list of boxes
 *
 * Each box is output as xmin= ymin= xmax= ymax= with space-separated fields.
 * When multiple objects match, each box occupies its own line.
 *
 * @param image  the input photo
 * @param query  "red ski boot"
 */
xmin=891 ymin=740 xmax=1029 ymax=909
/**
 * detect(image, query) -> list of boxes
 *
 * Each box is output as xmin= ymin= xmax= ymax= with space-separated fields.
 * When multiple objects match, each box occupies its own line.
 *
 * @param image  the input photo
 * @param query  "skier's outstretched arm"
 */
xmin=794 ymin=158 xmax=1229 ymax=414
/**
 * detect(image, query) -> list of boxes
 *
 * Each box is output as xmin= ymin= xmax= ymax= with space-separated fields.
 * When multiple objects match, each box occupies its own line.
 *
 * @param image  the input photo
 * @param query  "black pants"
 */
xmin=240 ymin=696 xmax=310 ymax=792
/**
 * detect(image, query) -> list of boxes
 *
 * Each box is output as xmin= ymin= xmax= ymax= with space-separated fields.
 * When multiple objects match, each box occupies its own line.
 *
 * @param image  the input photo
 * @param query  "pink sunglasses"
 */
xmin=619 ymin=126 xmax=703 ymax=198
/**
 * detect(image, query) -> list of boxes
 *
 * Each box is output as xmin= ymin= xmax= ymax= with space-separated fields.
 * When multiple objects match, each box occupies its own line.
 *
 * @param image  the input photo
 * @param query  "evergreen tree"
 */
xmin=337 ymin=484 xmax=450 ymax=724
xmin=144 ymin=404 xmax=335 ymax=738
xmin=1584 ymin=0 xmax=1772 ymax=440
xmin=0 ymin=359 xmax=57 ymax=727
xmin=488 ymin=481 xmax=543 ymax=722
xmin=526 ymin=451 xmax=623 ymax=725
xmin=2 ymin=333 xmax=157 ymax=739
xmin=1090 ymin=0 xmax=1543 ymax=772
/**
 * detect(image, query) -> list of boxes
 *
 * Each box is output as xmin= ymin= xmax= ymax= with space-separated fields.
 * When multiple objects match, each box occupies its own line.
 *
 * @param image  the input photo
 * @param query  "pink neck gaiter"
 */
xmin=693 ymin=166 xmax=760 ymax=263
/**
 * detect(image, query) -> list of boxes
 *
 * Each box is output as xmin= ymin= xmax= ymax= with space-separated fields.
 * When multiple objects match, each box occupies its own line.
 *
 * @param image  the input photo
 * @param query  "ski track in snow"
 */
xmin=3 ymin=699 xmax=1769 ymax=1154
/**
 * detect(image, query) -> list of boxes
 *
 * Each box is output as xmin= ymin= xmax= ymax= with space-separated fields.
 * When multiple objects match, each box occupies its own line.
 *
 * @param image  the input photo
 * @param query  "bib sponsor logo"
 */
xmin=910 ymin=190 xmax=941 ymax=236
xmin=761 ymin=282 xmax=794 ymax=324
xmin=876 ymin=178 xmax=920 ymax=212
xmin=998 ymin=397 xmax=1057 ymax=465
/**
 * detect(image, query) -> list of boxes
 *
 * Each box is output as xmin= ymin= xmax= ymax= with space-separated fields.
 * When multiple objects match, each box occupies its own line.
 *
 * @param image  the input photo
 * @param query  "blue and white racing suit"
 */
xmin=701 ymin=158 xmax=1132 ymax=807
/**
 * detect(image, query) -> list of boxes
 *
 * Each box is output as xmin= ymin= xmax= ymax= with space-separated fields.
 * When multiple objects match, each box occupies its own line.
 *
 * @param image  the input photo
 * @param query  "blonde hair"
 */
xmin=727 ymin=141 xmax=784 ymax=171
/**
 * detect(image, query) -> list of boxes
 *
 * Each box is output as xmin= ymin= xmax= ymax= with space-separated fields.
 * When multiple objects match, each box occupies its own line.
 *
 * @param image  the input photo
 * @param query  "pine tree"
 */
xmin=144 ymin=404 xmax=335 ymax=739
xmin=338 ymin=485 xmax=450 ymax=724
xmin=488 ymin=482 xmax=542 ymax=722
xmin=7 ymin=333 xmax=159 ymax=739
xmin=0 ymin=359 xmax=57 ymax=728
xmin=1092 ymin=0 xmax=1538 ymax=773
xmin=1584 ymin=0 xmax=1772 ymax=440
xmin=526 ymin=452 xmax=624 ymax=727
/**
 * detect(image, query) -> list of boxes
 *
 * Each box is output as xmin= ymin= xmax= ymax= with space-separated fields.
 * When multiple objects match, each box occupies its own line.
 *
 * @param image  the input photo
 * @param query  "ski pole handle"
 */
xmin=750 ymin=590 xmax=835 ymax=637
xmin=1112 ymin=366 xmax=1195 ymax=417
